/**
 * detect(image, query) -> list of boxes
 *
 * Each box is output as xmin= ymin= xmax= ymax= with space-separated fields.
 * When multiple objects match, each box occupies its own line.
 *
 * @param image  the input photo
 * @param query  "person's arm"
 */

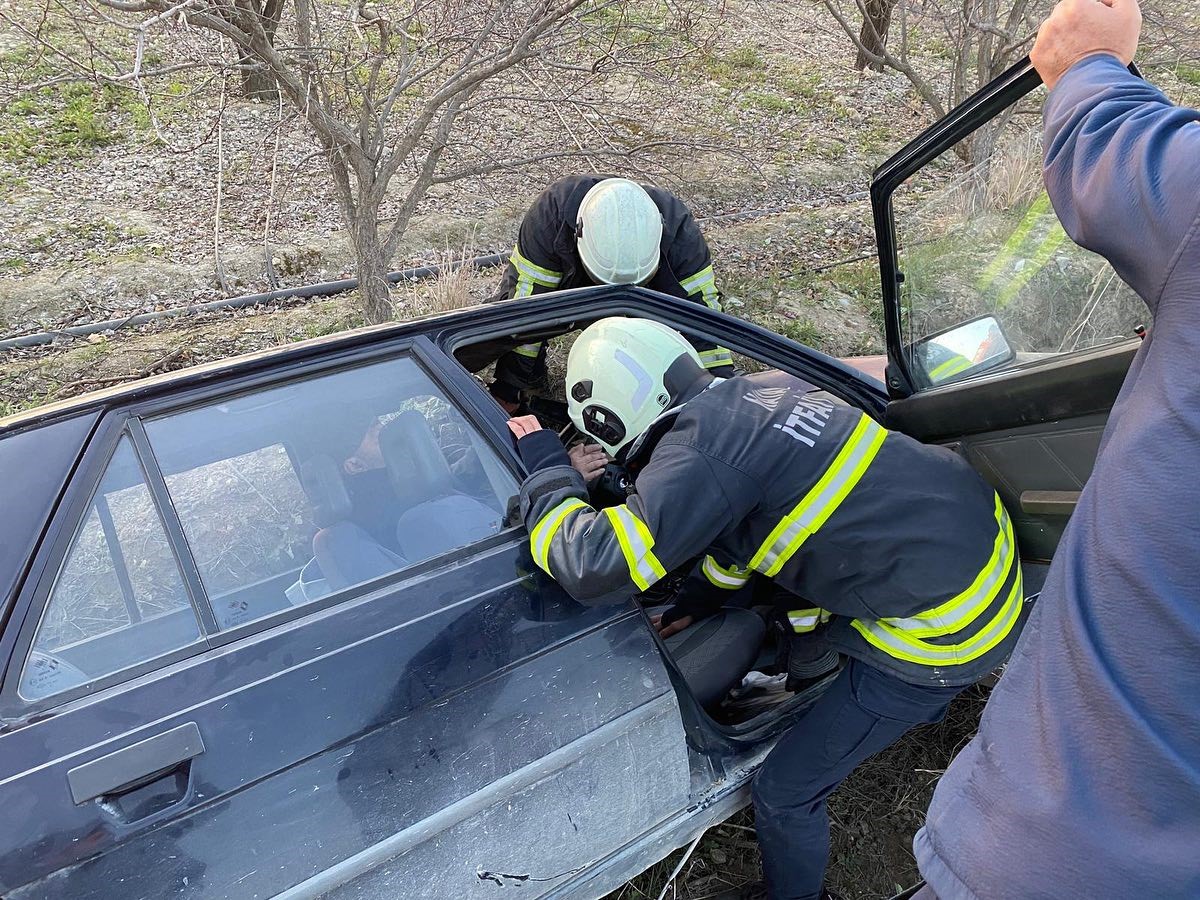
xmin=659 ymin=197 xmax=736 ymax=376
xmin=509 ymin=418 xmax=759 ymax=605
xmin=490 ymin=193 xmax=568 ymax=408
xmin=1034 ymin=0 xmax=1200 ymax=311
xmin=653 ymin=553 xmax=753 ymax=637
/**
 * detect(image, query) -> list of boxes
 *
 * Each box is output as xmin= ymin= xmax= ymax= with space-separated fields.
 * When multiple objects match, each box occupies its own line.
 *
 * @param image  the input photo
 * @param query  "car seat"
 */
xmin=379 ymin=411 xmax=503 ymax=562
xmin=648 ymin=605 xmax=767 ymax=709
xmin=300 ymin=454 xmax=407 ymax=592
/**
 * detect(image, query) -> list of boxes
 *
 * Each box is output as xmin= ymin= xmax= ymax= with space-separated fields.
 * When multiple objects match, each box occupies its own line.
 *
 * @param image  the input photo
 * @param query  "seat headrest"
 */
xmin=299 ymin=454 xmax=353 ymax=528
xmin=379 ymin=410 xmax=457 ymax=509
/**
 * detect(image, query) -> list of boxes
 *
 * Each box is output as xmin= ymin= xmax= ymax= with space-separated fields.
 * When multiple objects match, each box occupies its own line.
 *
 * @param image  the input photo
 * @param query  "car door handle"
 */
xmin=67 ymin=721 xmax=205 ymax=806
xmin=1020 ymin=490 xmax=1081 ymax=516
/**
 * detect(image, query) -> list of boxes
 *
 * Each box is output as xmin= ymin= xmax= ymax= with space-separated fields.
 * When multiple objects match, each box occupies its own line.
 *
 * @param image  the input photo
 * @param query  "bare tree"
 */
xmin=822 ymin=0 xmax=1200 ymax=166
xmin=232 ymin=0 xmax=284 ymax=101
xmin=855 ymin=0 xmax=896 ymax=71
xmin=822 ymin=0 xmax=1044 ymax=165
xmin=10 ymin=0 xmax=726 ymax=323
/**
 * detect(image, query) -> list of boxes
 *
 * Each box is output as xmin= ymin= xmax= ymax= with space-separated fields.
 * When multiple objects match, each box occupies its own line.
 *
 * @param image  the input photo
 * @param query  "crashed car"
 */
xmin=0 ymin=60 xmax=1150 ymax=899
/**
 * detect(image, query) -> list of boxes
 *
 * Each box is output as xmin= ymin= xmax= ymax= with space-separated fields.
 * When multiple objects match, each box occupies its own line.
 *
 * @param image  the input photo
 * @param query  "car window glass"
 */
xmin=144 ymin=356 xmax=518 ymax=629
xmin=20 ymin=437 xmax=202 ymax=701
xmin=892 ymin=91 xmax=1147 ymax=390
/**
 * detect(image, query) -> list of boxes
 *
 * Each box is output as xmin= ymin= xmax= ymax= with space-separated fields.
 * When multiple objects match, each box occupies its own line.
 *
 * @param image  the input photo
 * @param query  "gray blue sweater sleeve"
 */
xmin=914 ymin=57 xmax=1200 ymax=900
xmin=1042 ymin=54 xmax=1200 ymax=312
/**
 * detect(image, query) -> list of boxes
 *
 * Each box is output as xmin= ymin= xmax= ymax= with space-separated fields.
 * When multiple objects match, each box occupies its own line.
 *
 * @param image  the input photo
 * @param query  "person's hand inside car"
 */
xmin=506 ymin=415 xmax=543 ymax=438
xmin=509 ymin=414 xmax=574 ymax=474
xmin=652 ymin=612 xmax=694 ymax=638
xmin=1031 ymin=0 xmax=1141 ymax=90
xmin=569 ymin=443 xmax=608 ymax=483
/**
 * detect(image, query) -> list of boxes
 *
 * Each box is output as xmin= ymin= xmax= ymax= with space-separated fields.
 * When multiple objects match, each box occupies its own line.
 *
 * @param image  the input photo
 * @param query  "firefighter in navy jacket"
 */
xmin=489 ymin=176 xmax=734 ymax=410
xmin=507 ymin=318 xmax=1026 ymax=900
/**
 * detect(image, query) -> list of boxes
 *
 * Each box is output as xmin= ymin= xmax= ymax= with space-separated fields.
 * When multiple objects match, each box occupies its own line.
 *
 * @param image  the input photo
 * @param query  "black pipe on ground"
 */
xmin=0 ymin=252 xmax=509 ymax=353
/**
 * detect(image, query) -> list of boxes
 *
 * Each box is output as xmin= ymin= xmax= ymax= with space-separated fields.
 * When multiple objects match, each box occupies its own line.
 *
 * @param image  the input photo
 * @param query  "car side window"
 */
xmin=19 ymin=437 xmax=203 ymax=701
xmin=892 ymin=92 xmax=1147 ymax=391
xmin=143 ymin=356 xmax=518 ymax=630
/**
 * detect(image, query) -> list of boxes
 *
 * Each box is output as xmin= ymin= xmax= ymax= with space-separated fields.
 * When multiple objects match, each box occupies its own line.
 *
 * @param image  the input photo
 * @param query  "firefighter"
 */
xmin=506 ymin=317 xmax=1028 ymax=900
xmin=489 ymin=176 xmax=735 ymax=412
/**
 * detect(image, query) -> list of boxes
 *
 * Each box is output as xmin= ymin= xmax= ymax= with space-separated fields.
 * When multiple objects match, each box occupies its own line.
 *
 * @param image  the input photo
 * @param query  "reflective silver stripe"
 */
xmin=699 ymin=348 xmax=734 ymax=369
xmin=679 ymin=264 xmax=714 ymax=294
xmin=702 ymin=555 xmax=750 ymax=590
xmin=514 ymin=342 xmax=542 ymax=359
xmin=530 ymin=498 xmax=589 ymax=573
xmin=851 ymin=572 xmax=1024 ymax=666
xmin=510 ymin=245 xmax=562 ymax=287
xmin=882 ymin=498 xmax=1016 ymax=638
xmin=787 ymin=607 xmax=828 ymax=632
xmin=604 ymin=506 xmax=666 ymax=592
xmin=751 ymin=416 xmax=886 ymax=577
xmin=682 ymin=266 xmax=721 ymax=311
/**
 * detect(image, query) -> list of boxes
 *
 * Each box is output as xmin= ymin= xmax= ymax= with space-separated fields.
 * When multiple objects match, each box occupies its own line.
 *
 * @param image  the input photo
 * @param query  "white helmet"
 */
xmin=566 ymin=317 xmax=704 ymax=456
xmin=577 ymin=178 xmax=663 ymax=285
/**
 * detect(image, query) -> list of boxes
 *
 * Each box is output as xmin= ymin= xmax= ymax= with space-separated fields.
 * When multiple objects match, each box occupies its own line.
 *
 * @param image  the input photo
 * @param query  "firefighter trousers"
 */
xmin=752 ymin=657 xmax=963 ymax=900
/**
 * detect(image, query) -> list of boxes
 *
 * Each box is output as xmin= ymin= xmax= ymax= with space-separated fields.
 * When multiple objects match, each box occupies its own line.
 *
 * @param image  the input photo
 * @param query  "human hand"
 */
xmin=498 ymin=398 xmax=521 ymax=415
xmin=651 ymin=612 xmax=694 ymax=638
xmin=568 ymin=443 xmax=608 ymax=483
xmin=1031 ymin=0 xmax=1141 ymax=91
xmin=507 ymin=415 xmax=543 ymax=439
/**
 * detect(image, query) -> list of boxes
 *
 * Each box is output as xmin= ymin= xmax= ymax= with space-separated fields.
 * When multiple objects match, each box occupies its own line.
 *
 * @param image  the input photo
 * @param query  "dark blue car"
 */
xmin=0 ymin=63 xmax=1150 ymax=898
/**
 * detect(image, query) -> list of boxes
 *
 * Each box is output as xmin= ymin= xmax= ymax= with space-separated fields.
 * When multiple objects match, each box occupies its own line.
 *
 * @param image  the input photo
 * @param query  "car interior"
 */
xmin=145 ymin=359 xmax=517 ymax=626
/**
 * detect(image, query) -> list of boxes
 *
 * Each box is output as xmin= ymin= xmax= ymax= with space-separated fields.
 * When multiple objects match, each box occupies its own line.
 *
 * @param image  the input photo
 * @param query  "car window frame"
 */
xmin=870 ymin=57 xmax=1144 ymax=398
xmin=0 ymin=413 xmax=214 ymax=719
xmin=0 ymin=337 xmax=525 ymax=719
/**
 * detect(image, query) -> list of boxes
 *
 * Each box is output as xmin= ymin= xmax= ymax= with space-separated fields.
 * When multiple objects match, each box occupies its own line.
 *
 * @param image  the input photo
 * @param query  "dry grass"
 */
xmin=392 ymin=244 xmax=499 ymax=320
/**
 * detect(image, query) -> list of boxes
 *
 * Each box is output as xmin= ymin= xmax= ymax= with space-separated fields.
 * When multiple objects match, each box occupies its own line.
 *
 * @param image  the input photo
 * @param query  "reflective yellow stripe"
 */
xmin=530 ymin=498 xmax=589 ymax=573
xmin=883 ymin=495 xmax=1016 ymax=638
xmin=511 ymin=244 xmax=562 ymax=287
xmin=514 ymin=342 xmax=542 ymax=359
xmin=787 ymin=607 xmax=826 ymax=633
xmin=851 ymin=568 xmax=1024 ymax=665
xmin=929 ymin=354 xmax=972 ymax=381
xmin=699 ymin=348 xmax=734 ymax=369
xmin=975 ymin=192 xmax=1067 ymax=308
xmin=604 ymin=505 xmax=667 ymax=591
xmin=681 ymin=264 xmax=722 ymax=310
xmin=750 ymin=415 xmax=887 ymax=577
xmin=680 ymin=264 xmax=714 ymax=294
xmin=514 ymin=279 xmax=536 ymax=299
xmin=702 ymin=555 xmax=751 ymax=590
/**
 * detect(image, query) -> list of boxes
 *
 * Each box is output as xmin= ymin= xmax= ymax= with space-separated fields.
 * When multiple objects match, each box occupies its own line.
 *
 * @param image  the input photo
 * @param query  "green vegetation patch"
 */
xmin=1176 ymin=63 xmax=1200 ymax=87
xmin=2 ymin=82 xmax=124 ymax=165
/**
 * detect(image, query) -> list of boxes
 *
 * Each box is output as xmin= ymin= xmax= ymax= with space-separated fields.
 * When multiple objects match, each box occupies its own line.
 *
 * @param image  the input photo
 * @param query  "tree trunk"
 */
xmin=856 ymin=0 xmax=897 ymax=71
xmin=239 ymin=55 xmax=279 ymax=102
xmin=350 ymin=212 xmax=393 ymax=324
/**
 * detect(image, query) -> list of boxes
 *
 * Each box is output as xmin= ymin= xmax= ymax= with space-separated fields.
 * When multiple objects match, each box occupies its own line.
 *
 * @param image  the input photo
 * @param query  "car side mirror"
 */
xmin=911 ymin=314 xmax=1014 ymax=388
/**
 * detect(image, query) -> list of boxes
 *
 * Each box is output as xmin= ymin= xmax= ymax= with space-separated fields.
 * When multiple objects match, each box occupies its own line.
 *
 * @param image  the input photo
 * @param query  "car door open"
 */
xmin=869 ymin=58 xmax=1147 ymax=577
